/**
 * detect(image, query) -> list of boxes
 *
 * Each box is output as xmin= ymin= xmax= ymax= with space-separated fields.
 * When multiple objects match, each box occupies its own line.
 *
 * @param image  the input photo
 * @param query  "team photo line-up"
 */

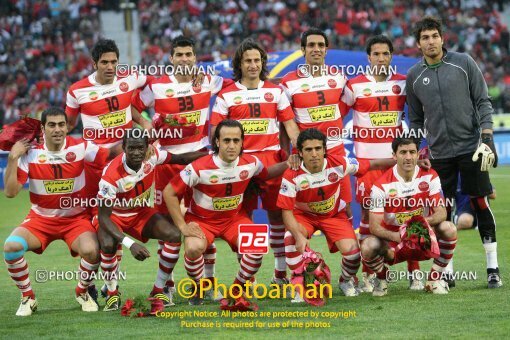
xmin=3 ymin=16 xmax=502 ymax=317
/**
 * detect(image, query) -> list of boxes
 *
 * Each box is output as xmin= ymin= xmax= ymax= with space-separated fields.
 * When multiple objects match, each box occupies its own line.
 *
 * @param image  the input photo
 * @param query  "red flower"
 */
xmin=120 ymin=299 xmax=135 ymax=316
xmin=177 ymin=116 xmax=188 ymax=125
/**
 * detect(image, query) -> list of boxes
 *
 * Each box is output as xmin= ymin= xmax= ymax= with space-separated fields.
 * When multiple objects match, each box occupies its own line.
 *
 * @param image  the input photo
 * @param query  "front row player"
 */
xmin=96 ymin=131 xmax=206 ymax=311
xmin=164 ymin=120 xmax=292 ymax=304
xmin=3 ymin=108 xmax=110 ymax=316
xmin=277 ymin=129 xmax=397 ymax=298
xmin=361 ymin=137 xmax=457 ymax=296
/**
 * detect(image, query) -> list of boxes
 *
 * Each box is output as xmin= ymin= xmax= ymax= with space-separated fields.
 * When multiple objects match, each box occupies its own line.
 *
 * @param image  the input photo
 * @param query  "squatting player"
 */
xmin=362 ymin=136 xmax=457 ymax=296
xmin=96 ymin=131 xmax=206 ymax=311
xmin=211 ymin=39 xmax=300 ymax=286
xmin=341 ymin=35 xmax=422 ymax=292
xmin=163 ymin=120 xmax=291 ymax=305
xmin=277 ymin=128 xmax=396 ymax=299
xmin=3 ymin=108 xmax=110 ymax=316
xmin=131 ymin=36 xmax=232 ymax=300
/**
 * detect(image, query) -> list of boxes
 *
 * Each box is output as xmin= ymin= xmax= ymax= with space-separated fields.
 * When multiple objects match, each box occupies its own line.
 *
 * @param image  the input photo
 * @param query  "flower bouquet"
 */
xmin=120 ymin=296 xmax=164 ymax=317
xmin=219 ymin=295 xmax=259 ymax=312
xmin=290 ymin=247 xmax=331 ymax=306
xmin=152 ymin=113 xmax=197 ymax=139
xmin=0 ymin=117 xmax=42 ymax=151
xmin=396 ymin=215 xmax=440 ymax=261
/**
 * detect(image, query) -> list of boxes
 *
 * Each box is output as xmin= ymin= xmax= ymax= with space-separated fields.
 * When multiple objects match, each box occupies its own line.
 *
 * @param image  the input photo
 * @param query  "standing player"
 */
xmin=406 ymin=17 xmax=501 ymax=288
xmin=3 ymin=108 xmax=110 ymax=316
xmin=131 ymin=36 xmax=231 ymax=300
xmin=211 ymin=39 xmax=300 ymax=286
xmin=362 ymin=136 xmax=457 ymax=296
xmin=163 ymin=120 xmax=291 ymax=305
xmin=278 ymin=129 xmax=396 ymax=298
xmin=96 ymin=131 xmax=206 ymax=311
xmin=66 ymin=38 xmax=152 ymax=298
xmin=341 ymin=35 xmax=422 ymax=292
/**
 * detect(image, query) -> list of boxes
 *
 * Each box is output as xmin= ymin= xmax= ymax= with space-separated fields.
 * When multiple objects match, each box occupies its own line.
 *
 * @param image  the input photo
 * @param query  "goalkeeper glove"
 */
xmin=472 ymin=133 xmax=498 ymax=171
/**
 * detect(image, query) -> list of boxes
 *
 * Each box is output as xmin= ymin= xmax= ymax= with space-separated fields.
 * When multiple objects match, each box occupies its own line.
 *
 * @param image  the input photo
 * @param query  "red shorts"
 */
xmin=185 ymin=212 xmax=254 ymax=252
xmin=20 ymin=212 xmax=95 ymax=256
xmin=244 ymin=150 xmax=283 ymax=211
xmin=355 ymin=169 xmax=384 ymax=204
xmin=385 ymin=241 xmax=408 ymax=265
xmin=93 ymin=208 xmax=158 ymax=243
xmin=295 ymin=210 xmax=356 ymax=253
xmin=328 ymin=144 xmax=352 ymax=204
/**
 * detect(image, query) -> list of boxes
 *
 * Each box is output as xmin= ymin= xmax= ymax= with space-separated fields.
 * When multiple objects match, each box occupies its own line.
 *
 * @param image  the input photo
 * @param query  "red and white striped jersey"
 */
xmin=370 ymin=165 xmax=444 ymax=232
xmin=66 ymin=72 xmax=149 ymax=147
xmin=17 ymin=136 xmax=109 ymax=218
xmin=98 ymin=148 xmax=172 ymax=217
xmin=171 ymin=154 xmax=268 ymax=220
xmin=132 ymin=75 xmax=230 ymax=154
xmin=277 ymin=154 xmax=369 ymax=217
xmin=280 ymin=69 xmax=347 ymax=151
xmin=342 ymin=73 xmax=406 ymax=159
xmin=211 ymin=80 xmax=295 ymax=153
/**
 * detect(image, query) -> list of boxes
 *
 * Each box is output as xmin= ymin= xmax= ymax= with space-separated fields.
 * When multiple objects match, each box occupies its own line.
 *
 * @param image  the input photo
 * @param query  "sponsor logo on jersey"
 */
xmin=234 ymin=96 xmax=243 ymax=105
xmin=300 ymin=180 xmax=310 ymax=190
xmin=328 ymin=172 xmax=339 ymax=183
xmin=98 ymin=110 xmax=127 ymax=128
xmin=119 ymin=82 xmax=129 ymax=92
xmin=240 ymin=119 xmax=269 ymax=134
xmin=209 ymin=175 xmax=219 ymax=183
xmin=392 ymin=84 xmax=401 ymax=95
xmin=239 ymin=170 xmax=249 ymax=180
xmin=178 ymin=111 xmax=201 ymax=125
xmin=395 ymin=208 xmax=424 ymax=225
xmin=165 ymin=89 xmax=174 ymax=97
xmin=89 ymin=91 xmax=99 ymax=101
xmin=124 ymin=182 xmax=134 ymax=191
xmin=301 ymin=84 xmax=310 ymax=92
xmin=363 ymin=88 xmax=372 ymax=97
xmin=389 ymin=188 xmax=397 ymax=198
xmin=65 ymin=152 xmax=76 ymax=162
xmin=308 ymin=195 xmax=335 ymax=214
xmin=38 ymin=154 xmax=47 ymax=163
xmin=308 ymin=105 xmax=336 ymax=122
xmin=369 ymin=111 xmax=399 ymax=127
xmin=212 ymin=195 xmax=242 ymax=210
xmin=419 ymin=181 xmax=429 ymax=192
xmin=328 ymin=79 xmax=337 ymax=88
xmin=264 ymin=92 xmax=274 ymax=102
xmin=127 ymin=188 xmax=151 ymax=208
xmin=143 ymin=163 xmax=151 ymax=174
xmin=43 ymin=179 xmax=75 ymax=194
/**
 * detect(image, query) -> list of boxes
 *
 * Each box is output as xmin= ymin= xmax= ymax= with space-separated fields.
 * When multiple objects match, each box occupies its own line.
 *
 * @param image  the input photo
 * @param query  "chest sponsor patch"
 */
xmin=395 ymin=208 xmax=424 ymax=225
xmin=98 ymin=110 xmax=127 ymax=128
xmin=308 ymin=105 xmax=336 ymax=122
xmin=369 ymin=111 xmax=399 ymax=127
xmin=240 ymin=119 xmax=269 ymax=134
xmin=307 ymin=195 xmax=335 ymax=214
xmin=43 ymin=179 xmax=75 ymax=194
xmin=212 ymin=195 xmax=242 ymax=211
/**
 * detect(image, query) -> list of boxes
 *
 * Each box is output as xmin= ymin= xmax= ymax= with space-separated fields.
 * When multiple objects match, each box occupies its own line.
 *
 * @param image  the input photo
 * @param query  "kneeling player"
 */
xmin=96 ymin=131 xmax=206 ymax=311
xmin=164 ymin=120 xmax=291 ymax=305
xmin=277 ymin=128 xmax=396 ymax=299
xmin=3 ymin=108 xmax=110 ymax=316
xmin=361 ymin=137 xmax=457 ymax=296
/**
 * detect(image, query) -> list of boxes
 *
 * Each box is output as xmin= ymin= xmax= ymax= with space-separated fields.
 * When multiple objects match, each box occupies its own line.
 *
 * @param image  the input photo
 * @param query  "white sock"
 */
xmin=483 ymin=242 xmax=498 ymax=269
xmin=445 ymin=259 xmax=454 ymax=273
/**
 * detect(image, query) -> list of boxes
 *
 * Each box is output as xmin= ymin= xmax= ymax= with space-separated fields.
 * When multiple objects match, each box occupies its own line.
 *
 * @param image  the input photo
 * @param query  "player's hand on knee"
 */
xmin=130 ymin=243 xmax=151 ymax=261
xmin=472 ymin=143 xmax=495 ymax=171
xmin=183 ymin=221 xmax=205 ymax=239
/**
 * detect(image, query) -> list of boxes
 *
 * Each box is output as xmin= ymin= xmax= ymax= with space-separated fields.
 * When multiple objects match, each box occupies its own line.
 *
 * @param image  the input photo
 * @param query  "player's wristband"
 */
xmin=122 ymin=236 xmax=135 ymax=249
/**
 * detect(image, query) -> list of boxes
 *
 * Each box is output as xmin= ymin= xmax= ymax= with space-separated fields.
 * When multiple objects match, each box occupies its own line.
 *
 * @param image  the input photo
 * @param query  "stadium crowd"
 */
xmin=1 ymin=0 xmax=509 ymax=127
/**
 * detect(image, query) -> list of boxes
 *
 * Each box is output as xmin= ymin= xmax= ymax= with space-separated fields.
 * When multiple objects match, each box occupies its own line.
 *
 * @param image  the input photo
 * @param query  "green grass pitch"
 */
xmin=1 ymin=168 xmax=509 ymax=339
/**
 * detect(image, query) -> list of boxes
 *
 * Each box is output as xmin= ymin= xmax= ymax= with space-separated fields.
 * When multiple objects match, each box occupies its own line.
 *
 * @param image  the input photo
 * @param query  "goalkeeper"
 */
xmin=361 ymin=136 xmax=457 ymax=296
xmin=406 ymin=16 xmax=501 ymax=288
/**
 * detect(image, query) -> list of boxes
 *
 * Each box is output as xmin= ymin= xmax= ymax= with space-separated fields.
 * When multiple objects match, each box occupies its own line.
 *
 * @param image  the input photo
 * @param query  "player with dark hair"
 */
xmin=3 ymin=108 xmax=110 ymax=316
xmin=211 ymin=39 xmax=301 ymax=287
xmin=341 ymin=34 xmax=423 ymax=292
xmin=278 ymin=128 xmax=397 ymax=299
xmin=164 ymin=119 xmax=291 ymax=305
xmin=131 ymin=35 xmax=234 ymax=302
xmin=362 ymin=136 xmax=457 ymax=296
xmin=96 ymin=130 xmax=206 ymax=311
xmin=407 ymin=16 xmax=502 ymax=288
